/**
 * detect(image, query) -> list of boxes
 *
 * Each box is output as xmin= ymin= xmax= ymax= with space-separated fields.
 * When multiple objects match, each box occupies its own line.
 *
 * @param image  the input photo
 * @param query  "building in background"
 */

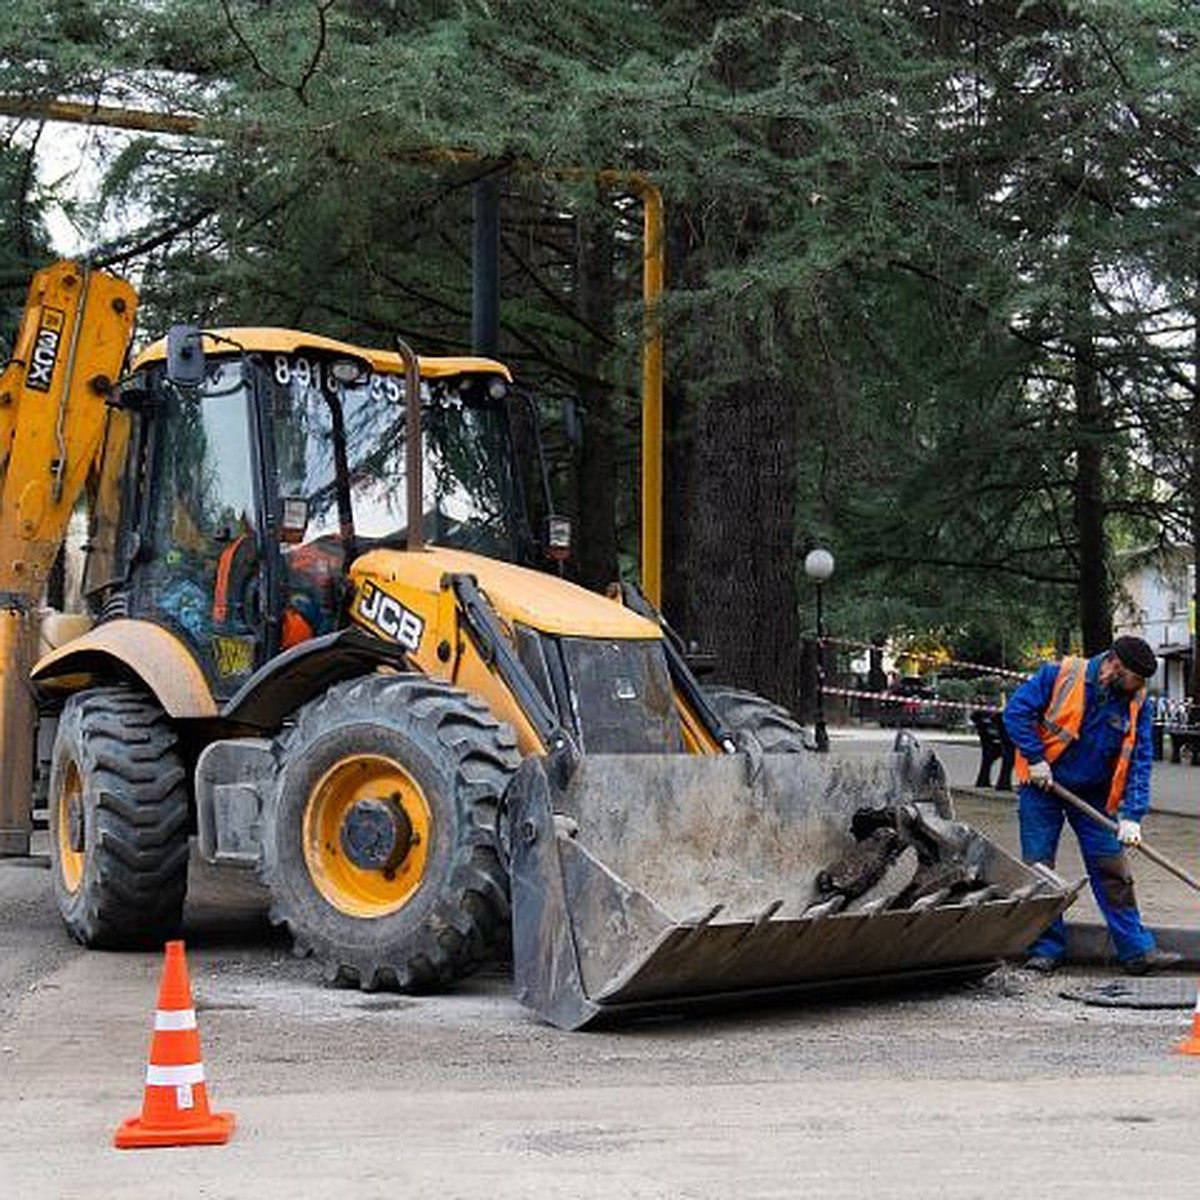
xmin=1112 ymin=547 xmax=1194 ymax=704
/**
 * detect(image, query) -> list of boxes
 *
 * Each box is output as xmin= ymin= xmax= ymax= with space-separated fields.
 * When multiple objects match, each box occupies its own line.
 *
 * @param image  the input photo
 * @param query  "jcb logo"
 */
xmin=25 ymin=308 xmax=65 ymax=393
xmin=355 ymin=580 xmax=424 ymax=652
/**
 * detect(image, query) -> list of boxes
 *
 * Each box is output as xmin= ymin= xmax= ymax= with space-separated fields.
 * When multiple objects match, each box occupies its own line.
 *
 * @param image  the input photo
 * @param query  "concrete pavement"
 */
xmin=826 ymin=724 xmax=1200 ymax=968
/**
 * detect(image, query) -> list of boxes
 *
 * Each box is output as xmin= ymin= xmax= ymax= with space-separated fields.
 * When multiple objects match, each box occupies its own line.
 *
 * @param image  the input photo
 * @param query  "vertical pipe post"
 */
xmin=639 ymin=182 xmax=664 ymax=608
xmin=804 ymin=548 xmax=835 ymax=753
xmin=472 ymin=174 xmax=501 ymax=357
xmin=396 ymin=338 xmax=423 ymax=553
xmin=814 ymin=584 xmax=828 ymax=753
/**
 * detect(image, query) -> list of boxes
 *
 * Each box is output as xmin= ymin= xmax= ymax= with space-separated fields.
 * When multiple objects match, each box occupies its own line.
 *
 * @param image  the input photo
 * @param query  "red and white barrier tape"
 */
xmin=821 ymin=638 xmax=1031 ymax=682
xmin=823 ymin=686 xmax=1200 ymax=726
xmin=820 ymin=685 xmax=1003 ymax=715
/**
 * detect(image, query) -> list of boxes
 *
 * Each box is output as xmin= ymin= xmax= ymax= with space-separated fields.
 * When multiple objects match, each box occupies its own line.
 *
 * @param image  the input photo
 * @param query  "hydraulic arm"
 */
xmin=0 ymin=261 xmax=137 ymax=854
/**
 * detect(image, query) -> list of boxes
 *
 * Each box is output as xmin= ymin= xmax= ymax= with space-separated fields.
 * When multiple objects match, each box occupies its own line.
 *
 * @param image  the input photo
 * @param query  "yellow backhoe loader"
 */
xmin=1 ymin=260 xmax=1075 ymax=1029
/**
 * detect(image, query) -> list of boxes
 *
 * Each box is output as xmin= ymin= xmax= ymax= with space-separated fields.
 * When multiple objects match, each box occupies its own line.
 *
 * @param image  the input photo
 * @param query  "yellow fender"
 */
xmin=31 ymin=619 xmax=217 ymax=719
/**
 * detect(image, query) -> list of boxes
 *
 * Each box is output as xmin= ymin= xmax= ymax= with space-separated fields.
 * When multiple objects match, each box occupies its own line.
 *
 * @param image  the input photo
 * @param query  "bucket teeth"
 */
xmin=908 ymin=887 xmax=952 ymax=911
xmin=1009 ymin=879 xmax=1051 ymax=901
xmin=687 ymin=903 xmax=724 ymax=928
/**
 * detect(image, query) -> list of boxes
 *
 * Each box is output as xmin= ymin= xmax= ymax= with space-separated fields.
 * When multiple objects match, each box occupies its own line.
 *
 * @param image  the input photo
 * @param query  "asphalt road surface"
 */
xmin=4 ymin=841 xmax=1200 ymax=1199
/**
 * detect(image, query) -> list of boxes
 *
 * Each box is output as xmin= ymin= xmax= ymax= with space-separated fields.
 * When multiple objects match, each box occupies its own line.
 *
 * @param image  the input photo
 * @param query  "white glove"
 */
xmin=1117 ymin=819 xmax=1142 ymax=848
xmin=1027 ymin=760 xmax=1054 ymax=789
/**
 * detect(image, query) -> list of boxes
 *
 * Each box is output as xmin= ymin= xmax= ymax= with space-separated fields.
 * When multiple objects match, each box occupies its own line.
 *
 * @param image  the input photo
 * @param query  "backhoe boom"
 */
xmin=0 ymin=261 xmax=137 ymax=855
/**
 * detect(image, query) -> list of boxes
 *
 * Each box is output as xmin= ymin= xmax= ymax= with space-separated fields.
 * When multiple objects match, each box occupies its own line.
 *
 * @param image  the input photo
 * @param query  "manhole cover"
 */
xmin=1059 ymin=977 xmax=1198 ymax=1010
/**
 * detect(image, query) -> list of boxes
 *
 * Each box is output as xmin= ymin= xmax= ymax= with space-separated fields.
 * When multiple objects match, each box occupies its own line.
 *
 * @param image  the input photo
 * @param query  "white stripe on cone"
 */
xmin=145 ymin=1063 xmax=206 ymax=1087
xmin=154 ymin=1008 xmax=198 ymax=1031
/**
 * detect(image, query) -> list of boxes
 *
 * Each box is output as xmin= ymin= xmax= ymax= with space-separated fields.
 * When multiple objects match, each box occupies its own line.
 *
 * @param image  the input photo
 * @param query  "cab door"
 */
xmin=125 ymin=358 xmax=269 ymax=699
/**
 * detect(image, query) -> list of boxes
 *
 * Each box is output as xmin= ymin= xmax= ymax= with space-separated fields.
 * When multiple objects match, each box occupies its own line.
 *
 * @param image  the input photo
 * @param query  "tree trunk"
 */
xmin=673 ymin=371 xmax=801 ymax=704
xmin=571 ymin=201 xmax=620 ymax=592
xmin=664 ymin=211 xmax=801 ymax=708
xmin=1071 ymin=330 xmax=1111 ymax=654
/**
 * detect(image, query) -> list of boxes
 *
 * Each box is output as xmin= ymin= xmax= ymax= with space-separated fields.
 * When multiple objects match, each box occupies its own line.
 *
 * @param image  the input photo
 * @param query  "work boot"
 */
xmin=1022 ymin=954 xmax=1062 ymax=975
xmin=1121 ymin=948 xmax=1184 ymax=976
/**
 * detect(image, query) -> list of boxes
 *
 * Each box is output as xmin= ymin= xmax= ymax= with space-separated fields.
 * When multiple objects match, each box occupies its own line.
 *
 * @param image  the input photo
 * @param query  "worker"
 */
xmin=1003 ymin=635 xmax=1182 ymax=976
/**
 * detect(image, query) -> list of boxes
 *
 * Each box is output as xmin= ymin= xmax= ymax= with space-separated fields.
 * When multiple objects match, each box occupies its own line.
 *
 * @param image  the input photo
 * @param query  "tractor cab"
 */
xmin=82 ymin=329 xmax=548 ymax=699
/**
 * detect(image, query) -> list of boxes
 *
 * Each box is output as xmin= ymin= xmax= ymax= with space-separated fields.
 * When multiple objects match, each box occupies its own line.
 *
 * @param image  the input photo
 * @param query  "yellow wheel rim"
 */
xmin=55 ymin=762 xmax=85 ymax=894
xmin=302 ymin=754 xmax=432 ymax=918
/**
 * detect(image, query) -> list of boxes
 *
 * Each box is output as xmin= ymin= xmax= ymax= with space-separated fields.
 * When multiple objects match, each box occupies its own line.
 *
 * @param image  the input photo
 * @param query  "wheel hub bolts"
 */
xmin=340 ymin=796 xmax=414 ymax=874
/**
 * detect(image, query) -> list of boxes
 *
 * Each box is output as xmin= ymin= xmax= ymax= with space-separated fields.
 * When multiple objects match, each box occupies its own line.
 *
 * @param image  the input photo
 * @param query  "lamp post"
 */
xmin=804 ymin=547 xmax=835 ymax=752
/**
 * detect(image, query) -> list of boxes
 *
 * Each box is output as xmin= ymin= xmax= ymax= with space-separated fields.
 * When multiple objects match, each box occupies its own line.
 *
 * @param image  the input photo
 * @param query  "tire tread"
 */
xmin=49 ymin=686 xmax=190 ymax=947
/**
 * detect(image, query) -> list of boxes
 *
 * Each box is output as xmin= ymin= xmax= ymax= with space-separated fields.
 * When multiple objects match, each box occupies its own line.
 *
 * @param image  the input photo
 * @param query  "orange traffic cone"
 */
xmin=1176 ymin=981 xmax=1200 ymax=1057
xmin=114 ymin=940 xmax=236 ymax=1148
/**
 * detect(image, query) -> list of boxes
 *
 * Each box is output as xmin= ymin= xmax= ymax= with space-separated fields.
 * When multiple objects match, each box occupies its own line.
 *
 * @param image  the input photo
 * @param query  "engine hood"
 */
xmin=348 ymin=547 xmax=662 ymax=640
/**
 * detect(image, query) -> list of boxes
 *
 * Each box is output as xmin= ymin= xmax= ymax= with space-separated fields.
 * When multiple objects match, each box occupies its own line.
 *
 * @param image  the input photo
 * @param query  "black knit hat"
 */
xmin=1112 ymin=635 xmax=1157 ymax=679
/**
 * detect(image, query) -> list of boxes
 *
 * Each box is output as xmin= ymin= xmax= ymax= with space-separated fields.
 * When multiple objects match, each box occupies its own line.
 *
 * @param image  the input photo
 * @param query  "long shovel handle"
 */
xmin=1049 ymin=780 xmax=1200 ymax=896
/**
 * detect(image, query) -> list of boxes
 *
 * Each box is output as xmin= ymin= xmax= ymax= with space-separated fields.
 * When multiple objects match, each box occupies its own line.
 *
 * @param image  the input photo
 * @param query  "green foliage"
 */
xmin=2 ymin=0 xmax=1200 ymax=695
xmin=0 ymin=141 xmax=51 ymax=349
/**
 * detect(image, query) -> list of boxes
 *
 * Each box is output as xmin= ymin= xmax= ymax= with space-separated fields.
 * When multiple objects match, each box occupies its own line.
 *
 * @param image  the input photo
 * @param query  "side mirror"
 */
xmin=280 ymin=496 xmax=309 ymax=545
xmin=546 ymin=514 xmax=572 ymax=563
xmin=166 ymin=325 xmax=206 ymax=386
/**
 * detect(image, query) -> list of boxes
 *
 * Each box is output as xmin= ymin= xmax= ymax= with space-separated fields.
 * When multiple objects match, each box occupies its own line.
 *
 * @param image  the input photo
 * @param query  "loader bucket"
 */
xmin=508 ymin=740 xmax=1077 ymax=1030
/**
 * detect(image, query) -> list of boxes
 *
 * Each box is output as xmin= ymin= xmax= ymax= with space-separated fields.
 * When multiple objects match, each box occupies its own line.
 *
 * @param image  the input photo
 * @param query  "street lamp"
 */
xmin=804 ymin=547 xmax=835 ymax=752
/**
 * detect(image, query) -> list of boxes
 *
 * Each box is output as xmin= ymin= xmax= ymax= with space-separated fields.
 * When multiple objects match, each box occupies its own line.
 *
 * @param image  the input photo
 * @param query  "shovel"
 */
xmin=1050 ymin=780 xmax=1200 ymax=895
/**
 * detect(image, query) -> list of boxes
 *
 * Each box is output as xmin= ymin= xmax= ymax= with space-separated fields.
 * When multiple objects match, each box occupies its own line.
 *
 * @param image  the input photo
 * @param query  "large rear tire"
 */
xmin=704 ymin=686 xmax=810 ymax=752
xmin=48 ymin=687 xmax=190 ymax=947
xmin=263 ymin=674 xmax=520 ymax=990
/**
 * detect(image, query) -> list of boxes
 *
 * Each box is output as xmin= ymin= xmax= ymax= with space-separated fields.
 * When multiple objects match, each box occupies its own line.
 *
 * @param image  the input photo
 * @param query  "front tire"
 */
xmin=263 ymin=674 xmax=520 ymax=990
xmin=704 ymin=686 xmax=810 ymax=752
xmin=48 ymin=687 xmax=190 ymax=947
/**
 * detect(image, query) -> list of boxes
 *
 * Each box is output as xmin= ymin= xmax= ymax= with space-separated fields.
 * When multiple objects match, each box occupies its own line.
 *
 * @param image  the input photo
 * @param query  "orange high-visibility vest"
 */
xmin=1014 ymin=655 xmax=1143 ymax=813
